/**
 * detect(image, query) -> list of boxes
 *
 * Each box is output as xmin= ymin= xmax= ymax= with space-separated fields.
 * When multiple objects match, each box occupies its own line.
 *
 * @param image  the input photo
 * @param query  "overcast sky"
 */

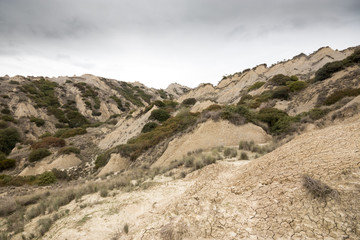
xmin=0 ymin=0 xmax=359 ymax=89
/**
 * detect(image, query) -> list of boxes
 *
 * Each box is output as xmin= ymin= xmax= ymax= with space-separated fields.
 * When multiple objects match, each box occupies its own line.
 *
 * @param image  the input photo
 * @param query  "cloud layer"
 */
xmin=0 ymin=0 xmax=359 ymax=88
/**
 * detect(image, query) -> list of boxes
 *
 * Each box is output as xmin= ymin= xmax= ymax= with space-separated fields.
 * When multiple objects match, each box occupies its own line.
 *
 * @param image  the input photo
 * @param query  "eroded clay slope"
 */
xmin=137 ymin=115 xmax=360 ymax=240
xmin=153 ymin=120 xmax=271 ymax=167
xmin=43 ymin=115 xmax=360 ymax=240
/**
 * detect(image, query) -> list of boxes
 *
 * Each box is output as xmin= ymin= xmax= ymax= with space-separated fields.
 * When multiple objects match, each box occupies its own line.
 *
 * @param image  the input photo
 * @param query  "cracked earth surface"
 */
xmin=43 ymin=116 xmax=360 ymax=239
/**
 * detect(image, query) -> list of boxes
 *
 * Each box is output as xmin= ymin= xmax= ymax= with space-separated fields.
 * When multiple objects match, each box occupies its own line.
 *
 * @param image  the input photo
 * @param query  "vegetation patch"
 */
xmin=30 ymin=116 xmax=45 ymax=127
xmin=58 ymin=146 xmax=80 ymax=155
xmin=257 ymin=107 xmax=298 ymax=134
xmin=286 ymin=80 xmax=307 ymax=92
xmin=0 ymin=172 xmax=56 ymax=187
xmin=269 ymin=74 xmax=293 ymax=86
xmin=314 ymin=49 xmax=360 ymax=82
xmin=0 ymin=127 xmax=20 ymax=155
xmin=302 ymin=175 xmax=338 ymax=200
xmin=0 ymin=158 xmax=16 ymax=171
xmin=31 ymin=137 xmax=65 ymax=149
xmin=98 ymin=110 xmax=198 ymax=164
xmin=248 ymin=81 xmax=265 ymax=91
xmin=306 ymin=108 xmax=328 ymax=120
xmin=54 ymin=127 xmax=87 ymax=138
xmin=324 ymin=88 xmax=360 ymax=105
xmin=141 ymin=122 xmax=158 ymax=133
xmin=149 ymin=109 xmax=171 ymax=122
xmin=110 ymin=95 xmax=125 ymax=111
xmin=29 ymin=148 xmax=51 ymax=162
xmin=182 ymin=98 xmax=197 ymax=106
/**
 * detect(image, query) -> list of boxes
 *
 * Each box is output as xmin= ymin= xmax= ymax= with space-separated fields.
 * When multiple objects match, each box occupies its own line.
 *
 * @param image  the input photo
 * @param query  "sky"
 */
xmin=0 ymin=0 xmax=359 ymax=89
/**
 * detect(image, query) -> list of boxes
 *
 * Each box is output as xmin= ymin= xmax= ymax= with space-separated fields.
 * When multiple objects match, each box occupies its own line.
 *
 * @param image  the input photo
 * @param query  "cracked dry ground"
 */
xmin=45 ymin=116 xmax=360 ymax=240
xmin=136 ymin=118 xmax=360 ymax=240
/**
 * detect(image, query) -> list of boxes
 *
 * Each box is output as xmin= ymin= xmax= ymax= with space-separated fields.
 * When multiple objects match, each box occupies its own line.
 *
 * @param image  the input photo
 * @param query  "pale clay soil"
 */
xmin=28 ymin=114 xmax=360 ymax=240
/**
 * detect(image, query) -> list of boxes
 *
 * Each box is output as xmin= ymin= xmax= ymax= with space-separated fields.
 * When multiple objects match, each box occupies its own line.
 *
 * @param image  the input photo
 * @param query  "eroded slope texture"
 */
xmin=137 ymin=117 xmax=360 ymax=240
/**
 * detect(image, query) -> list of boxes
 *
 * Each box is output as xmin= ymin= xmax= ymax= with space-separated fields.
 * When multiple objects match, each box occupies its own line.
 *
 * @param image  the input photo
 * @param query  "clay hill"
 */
xmin=0 ymin=46 xmax=359 ymax=240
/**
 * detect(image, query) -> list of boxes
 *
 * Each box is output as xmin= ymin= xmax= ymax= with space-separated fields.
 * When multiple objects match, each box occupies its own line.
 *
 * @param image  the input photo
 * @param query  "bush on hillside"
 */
xmin=30 ymin=117 xmax=45 ymax=127
xmin=287 ymin=81 xmax=307 ymax=92
xmin=0 ymin=127 xmax=20 ymax=155
xmin=314 ymin=49 xmax=360 ymax=82
xmin=36 ymin=171 xmax=56 ymax=186
xmin=149 ymin=109 xmax=171 ymax=122
xmin=248 ymin=81 xmax=265 ymax=91
xmin=324 ymin=88 xmax=360 ymax=105
xmin=29 ymin=148 xmax=51 ymax=162
xmin=271 ymin=86 xmax=290 ymax=100
xmin=269 ymin=74 xmax=292 ymax=86
xmin=182 ymin=98 xmax=197 ymax=106
xmin=58 ymin=146 xmax=80 ymax=155
xmin=141 ymin=122 xmax=158 ymax=133
xmin=0 ymin=158 xmax=16 ymax=171
xmin=54 ymin=128 xmax=87 ymax=138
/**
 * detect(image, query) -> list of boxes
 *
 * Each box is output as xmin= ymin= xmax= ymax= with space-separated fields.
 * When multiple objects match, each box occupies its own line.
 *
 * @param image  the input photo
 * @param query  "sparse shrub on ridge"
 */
xmin=269 ymin=74 xmax=292 ymax=86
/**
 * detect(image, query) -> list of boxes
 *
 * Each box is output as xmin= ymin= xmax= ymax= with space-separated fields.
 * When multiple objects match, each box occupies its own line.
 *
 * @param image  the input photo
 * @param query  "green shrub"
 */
xmin=248 ymin=81 xmax=265 ymax=91
xmin=92 ymin=110 xmax=101 ymax=116
xmin=100 ymin=189 xmax=108 ymax=197
xmin=271 ymin=86 xmax=290 ymax=100
xmin=123 ymin=223 xmax=129 ymax=234
xmin=184 ymin=156 xmax=195 ymax=167
xmin=0 ymin=120 xmax=7 ymax=129
xmin=141 ymin=122 xmax=158 ymax=133
xmin=0 ymin=127 xmax=20 ymax=155
xmin=30 ymin=116 xmax=45 ymax=127
xmin=182 ymin=98 xmax=197 ymax=106
xmin=110 ymin=95 xmax=125 ymax=111
xmin=66 ymin=110 xmax=88 ymax=128
xmin=269 ymin=74 xmax=292 ymax=86
xmin=29 ymin=148 xmax=51 ymax=162
xmin=154 ymin=100 xmax=165 ymax=108
xmin=307 ymin=108 xmax=327 ymax=120
xmin=1 ymin=109 xmax=10 ymax=115
xmin=324 ymin=88 xmax=360 ymax=105
xmin=94 ymin=152 xmax=110 ymax=170
xmin=36 ymin=171 xmax=57 ymax=186
xmin=54 ymin=127 xmax=87 ymax=138
xmin=314 ymin=49 xmax=360 ymax=82
xmin=58 ymin=146 xmax=80 ymax=155
xmin=287 ymin=81 xmax=307 ymax=92
xmin=37 ymin=217 xmax=53 ymax=236
xmin=157 ymin=89 xmax=168 ymax=99
xmin=224 ymin=148 xmax=237 ymax=158
xmin=149 ymin=109 xmax=171 ymax=122
xmin=1 ymin=114 xmax=15 ymax=122
xmin=240 ymin=152 xmax=249 ymax=160
xmin=51 ymin=168 xmax=69 ymax=180
xmin=257 ymin=108 xmax=296 ymax=134
xmin=0 ymin=158 xmax=16 ymax=171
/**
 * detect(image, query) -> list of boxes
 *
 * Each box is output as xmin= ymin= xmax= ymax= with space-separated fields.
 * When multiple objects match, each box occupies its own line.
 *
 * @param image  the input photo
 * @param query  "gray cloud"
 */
xmin=0 ymin=0 xmax=359 ymax=88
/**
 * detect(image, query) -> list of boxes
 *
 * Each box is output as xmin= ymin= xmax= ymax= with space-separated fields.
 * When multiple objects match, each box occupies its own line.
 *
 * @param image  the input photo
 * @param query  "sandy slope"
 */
xmin=39 ymin=114 xmax=360 ymax=239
